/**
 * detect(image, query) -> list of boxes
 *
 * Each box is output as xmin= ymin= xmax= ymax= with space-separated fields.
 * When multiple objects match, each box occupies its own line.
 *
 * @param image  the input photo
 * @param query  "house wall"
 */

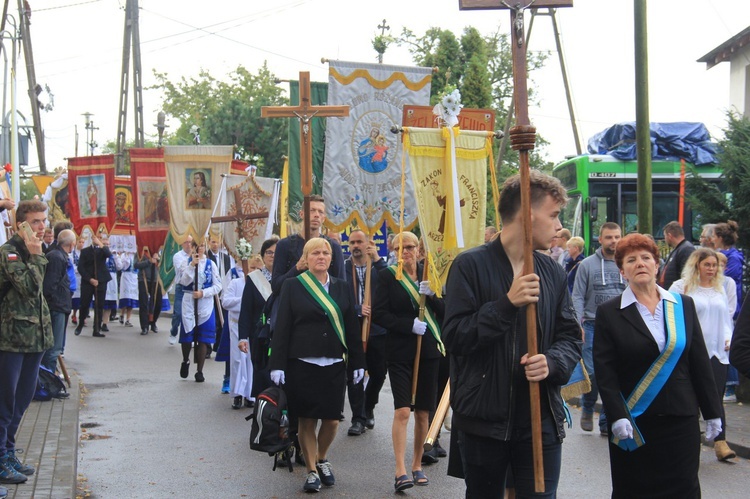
xmin=729 ymin=43 xmax=750 ymax=117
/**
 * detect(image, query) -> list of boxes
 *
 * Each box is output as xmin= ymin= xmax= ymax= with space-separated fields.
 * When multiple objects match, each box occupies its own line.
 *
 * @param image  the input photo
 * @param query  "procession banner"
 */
xmin=403 ymin=127 xmax=492 ymax=292
xmin=108 ymin=176 xmax=137 ymax=252
xmin=164 ymin=145 xmax=233 ymax=245
xmin=31 ymin=175 xmax=54 ymax=199
xmin=214 ymin=174 xmax=281 ymax=262
xmin=287 ymin=80 xmax=328 ymax=226
xmin=66 ymin=154 xmax=116 ymax=236
xmin=130 ymin=148 xmax=169 ymax=256
xmin=41 ymin=173 xmax=70 ymax=227
xmin=323 ymin=60 xmax=432 ymax=234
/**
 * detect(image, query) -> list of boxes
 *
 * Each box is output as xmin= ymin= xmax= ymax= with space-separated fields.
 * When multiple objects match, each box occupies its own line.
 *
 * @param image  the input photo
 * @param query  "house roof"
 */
xmin=698 ymin=26 xmax=750 ymax=69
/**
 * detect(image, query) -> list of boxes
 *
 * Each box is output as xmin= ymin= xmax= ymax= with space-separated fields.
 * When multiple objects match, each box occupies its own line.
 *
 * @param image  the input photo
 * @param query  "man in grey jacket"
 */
xmin=571 ymin=222 xmax=626 ymax=435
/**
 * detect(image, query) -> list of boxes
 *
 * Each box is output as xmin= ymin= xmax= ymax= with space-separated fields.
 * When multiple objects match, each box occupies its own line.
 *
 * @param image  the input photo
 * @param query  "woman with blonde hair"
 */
xmin=268 ymin=237 xmax=364 ymax=493
xmin=669 ymin=248 xmax=736 ymax=461
xmin=374 ymin=231 xmax=445 ymax=491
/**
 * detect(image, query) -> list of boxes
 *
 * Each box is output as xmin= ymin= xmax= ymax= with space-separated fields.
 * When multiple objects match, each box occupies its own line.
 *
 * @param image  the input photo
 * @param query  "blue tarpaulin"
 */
xmin=587 ymin=122 xmax=718 ymax=165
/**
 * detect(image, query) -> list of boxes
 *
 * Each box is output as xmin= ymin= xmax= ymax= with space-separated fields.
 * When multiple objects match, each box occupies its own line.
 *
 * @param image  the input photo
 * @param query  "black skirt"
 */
xmin=388 ymin=358 xmax=439 ymax=411
xmin=285 ymin=359 xmax=346 ymax=420
xmin=609 ymin=414 xmax=700 ymax=499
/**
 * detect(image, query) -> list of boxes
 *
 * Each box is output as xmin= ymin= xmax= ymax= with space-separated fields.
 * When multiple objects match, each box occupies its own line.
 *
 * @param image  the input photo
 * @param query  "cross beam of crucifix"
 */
xmin=261 ymin=71 xmax=350 ymax=240
xmin=460 ymin=0 xmax=574 ymax=494
xmin=210 ymin=187 xmax=268 ymax=241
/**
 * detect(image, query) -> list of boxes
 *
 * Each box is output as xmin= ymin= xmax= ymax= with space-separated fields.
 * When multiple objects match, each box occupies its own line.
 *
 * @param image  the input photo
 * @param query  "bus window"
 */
xmin=560 ymin=194 xmax=582 ymax=237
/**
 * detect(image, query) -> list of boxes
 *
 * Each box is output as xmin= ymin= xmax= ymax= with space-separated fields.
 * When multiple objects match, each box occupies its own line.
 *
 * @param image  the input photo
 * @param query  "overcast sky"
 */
xmin=8 ymin=0 xmax=750 ymax=172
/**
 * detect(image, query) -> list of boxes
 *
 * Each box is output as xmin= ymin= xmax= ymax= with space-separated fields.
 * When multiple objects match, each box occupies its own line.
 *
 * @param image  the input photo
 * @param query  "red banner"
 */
xmin=130 ymin=148 xmax=169 ymax=255
xmin=231 ymin=159 xmax=249 ymax=176
xmin=67 ymin=155 xmax=116 ymax=236
xmin=111 ymin=176 xmax=135 ymax=236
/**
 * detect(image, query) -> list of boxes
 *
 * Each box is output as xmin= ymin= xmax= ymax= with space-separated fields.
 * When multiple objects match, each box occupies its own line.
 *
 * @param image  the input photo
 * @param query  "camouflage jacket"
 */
xmin=0 ymin=234 xmax=53 ymax=352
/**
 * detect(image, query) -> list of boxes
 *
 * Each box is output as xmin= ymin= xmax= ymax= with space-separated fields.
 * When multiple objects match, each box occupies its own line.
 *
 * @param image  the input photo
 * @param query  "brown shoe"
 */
xmin=715 ymin=440 xmax=736 ymax=461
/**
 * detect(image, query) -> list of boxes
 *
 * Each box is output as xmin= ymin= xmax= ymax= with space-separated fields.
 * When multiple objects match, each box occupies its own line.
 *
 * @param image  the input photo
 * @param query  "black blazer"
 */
xmin=238 ymin=274 xmax=269 ymax=342
xmin=77 ymin=245 xmax=113 ymax=285
xmin=374 ymin=263 xmax=444 ymax=363
xmin=593 ymin=293 xmax=721 ymax=424
xmin=268 ymin=275 xmax=364 ymax=372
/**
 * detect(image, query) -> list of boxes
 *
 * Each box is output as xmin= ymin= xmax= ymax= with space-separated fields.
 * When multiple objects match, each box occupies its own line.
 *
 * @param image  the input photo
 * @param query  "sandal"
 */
xmin=412 ymin=469 xmax=429 ymax=486
xmin=394 ymin=474 xmax=414 ymax=492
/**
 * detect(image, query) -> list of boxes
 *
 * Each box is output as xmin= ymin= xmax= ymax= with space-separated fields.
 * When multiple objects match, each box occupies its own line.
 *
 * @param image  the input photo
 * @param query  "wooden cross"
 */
xmin=460 ymin=0 xmax=574 ymax=494
xmin=261 ymin=71 xmax=350 ymax=240
xmin=210 ymin=184 xmax=269 ymax=241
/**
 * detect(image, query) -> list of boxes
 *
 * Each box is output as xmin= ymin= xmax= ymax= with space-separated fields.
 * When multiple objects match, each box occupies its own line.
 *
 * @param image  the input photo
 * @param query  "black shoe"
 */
xmin=100 ymin=324 xmax=109 ymax=332
xmin=109 ymin=315 xmax=118 ymax=322
xmin=232 ymin=396 xmax=243 ymax=409
xmin=434 ymin=439 xmax=447 ymax=458
xmin=92 ymin=332 xmax=106 ymax=338
xmin=347 ymin=421 xmax=366 ymax=436
xmin=150 ymin=323 xmax=158 ymax=333
xmin=195 ymin=372 xmax=205 ymax=383
xmin=365 ymin=411 xmax=375 ymax=429
xmin=205 ymin=351 xmax=212 ymax=359
xmin=421 ymin=447 xmax=439 ymax=465
xmin=74 ymin=326 xmax=83 ymax=336
xmin=140 ymin=329 xmax=148 ymax=335
xmin=180 ymin=360 xmax=190 ymax=379
xmin=244 ymin=398 xmax=254 ymax=408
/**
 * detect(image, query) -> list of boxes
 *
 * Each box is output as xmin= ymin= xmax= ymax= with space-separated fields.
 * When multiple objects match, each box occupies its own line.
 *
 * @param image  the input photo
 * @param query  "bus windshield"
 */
xmin=560 ymin=194 xmax=582 ymax=238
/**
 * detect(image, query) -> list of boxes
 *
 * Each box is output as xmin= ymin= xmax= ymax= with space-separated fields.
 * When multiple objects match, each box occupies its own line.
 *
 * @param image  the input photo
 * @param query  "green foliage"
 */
xmin=148 ymin=63 xmax=288 ymax=179
xmin=685 ymin=112 xmax=750 ymax=247
xmin=372 ymin=34 xmax=394 ymax=57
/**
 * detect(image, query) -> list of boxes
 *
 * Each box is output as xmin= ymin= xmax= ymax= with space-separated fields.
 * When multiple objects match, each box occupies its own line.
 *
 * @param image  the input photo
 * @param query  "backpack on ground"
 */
xmin=34 ymin=365 xmax=68 ymax=401
xmin=246 ymin=385 xmax=293 ymax=472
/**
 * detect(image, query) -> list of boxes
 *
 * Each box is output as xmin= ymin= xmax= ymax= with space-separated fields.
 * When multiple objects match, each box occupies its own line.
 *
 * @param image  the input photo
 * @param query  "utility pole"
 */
xmin=115 ymin=0 xmax=144 ymax=174
xmin=17 ymin=0 xmax=46 ymax=173
xmin=634 ymin=0 xmax=652 ymax=234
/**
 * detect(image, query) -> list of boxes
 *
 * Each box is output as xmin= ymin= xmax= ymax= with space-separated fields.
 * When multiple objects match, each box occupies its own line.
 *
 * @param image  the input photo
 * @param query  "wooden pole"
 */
xmin=360 ymin=256 xmax=372 ymax=353
xmin=425 ymin=381 xmax=450 ymax=451
xmin=410 ymin=259 xmax=430 ymax=406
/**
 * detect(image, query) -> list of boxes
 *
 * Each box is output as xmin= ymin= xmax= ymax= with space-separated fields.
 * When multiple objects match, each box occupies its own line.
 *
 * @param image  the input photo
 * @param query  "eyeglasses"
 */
xmin=265 ymin=251 xmax=275 ymax=256
xmin=395 ymin=245 xmax=417 ymax=252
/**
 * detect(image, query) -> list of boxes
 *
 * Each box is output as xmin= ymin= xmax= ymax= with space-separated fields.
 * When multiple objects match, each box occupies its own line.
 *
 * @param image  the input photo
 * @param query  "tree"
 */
xmin=148 ymin=63 xmax=289 ymax=178
xmin=686 ymin=112 xmax=750 ymax=248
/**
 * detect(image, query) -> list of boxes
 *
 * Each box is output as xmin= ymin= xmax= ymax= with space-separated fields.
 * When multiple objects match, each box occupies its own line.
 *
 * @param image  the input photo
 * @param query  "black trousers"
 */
xmin=138 ymin=280 xmax=163 ymax=331
xmin=79 ymin=282 xmax=107 ymax=334
xmin=346 ymin=334 xmax=387 ymax=422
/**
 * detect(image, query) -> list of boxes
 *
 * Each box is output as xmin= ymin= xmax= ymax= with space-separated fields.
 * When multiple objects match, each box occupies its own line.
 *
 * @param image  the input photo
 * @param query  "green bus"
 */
xmin=552 ymin=154 xmax=723 ymax=255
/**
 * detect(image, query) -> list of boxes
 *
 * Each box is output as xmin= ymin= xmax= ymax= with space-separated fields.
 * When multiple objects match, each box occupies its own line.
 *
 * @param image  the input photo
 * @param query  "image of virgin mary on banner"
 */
xmin=67 ymin=154 xmax=116 ymax=235
xmin=322 ymin=60 xmax=432 ymax=234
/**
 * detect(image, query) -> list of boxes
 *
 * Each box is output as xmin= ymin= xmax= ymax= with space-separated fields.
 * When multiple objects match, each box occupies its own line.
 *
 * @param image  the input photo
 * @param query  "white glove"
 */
xmin=418 ymin=281 xmax=435 ymax=296
xmin=611 ymin=418 xmax=633 ymax=440
xmin=412 ymin=318 xmax=427 ymax=336
xmin=352 ymin=368 xmax=365 ymax=385
xmin=270 ymin=370 xmax=285 ymax=386
xmin=705 ymin=418 xmax=722 ymax=441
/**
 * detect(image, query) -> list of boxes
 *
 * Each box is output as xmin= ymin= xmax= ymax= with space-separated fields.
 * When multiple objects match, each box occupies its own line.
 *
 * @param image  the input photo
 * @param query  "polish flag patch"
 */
xmin=7 ymin=253 xmax=18 ymax=261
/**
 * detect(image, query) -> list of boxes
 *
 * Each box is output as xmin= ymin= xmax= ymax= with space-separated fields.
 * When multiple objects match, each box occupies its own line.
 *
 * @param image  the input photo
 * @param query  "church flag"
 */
xmin=67 ymin=154 xmax=116 ymax=237
xmin=323 ymin=60 xmax=432 ymax=234
xmin=214 ymin=174 xmax=281 ymax=262
xmin=130 ymin=148 xmax=169 ymax=256
xmin=287 ymin=80 xmax=328 ymax=224
xmin=164 ymin=145 xmax=233 ymax=245
xmin=403 ymin=127 xmax=492 ymax=292
xmin=41 ymin=172 xmax=70 ymax=227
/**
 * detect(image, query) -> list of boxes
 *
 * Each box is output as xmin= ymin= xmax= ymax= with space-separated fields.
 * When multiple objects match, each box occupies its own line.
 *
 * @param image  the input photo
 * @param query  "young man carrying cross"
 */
xmin=442 ymin=171 xmax=581 ymax=497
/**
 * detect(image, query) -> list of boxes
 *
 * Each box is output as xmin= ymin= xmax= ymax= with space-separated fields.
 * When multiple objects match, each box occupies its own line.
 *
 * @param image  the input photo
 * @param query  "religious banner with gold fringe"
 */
xmin=130 ymin=148 xmax=169 ymax=256
xmin=403 ymin=126 xmax=492 ymax=292
xmin=164 ymin=145 xmax=233 ymax=245
xmin=322 ymin=60 xmax=432 ymax=234
xmin=41 ymin=172 xmax=70 ymax=227
xmin=214 ymin=173 xmax=281 ymax=262
xmin=67 ymin=154 xmax=116 ymax=237
xmin=108 ymin=176 xmax=137 ymax=253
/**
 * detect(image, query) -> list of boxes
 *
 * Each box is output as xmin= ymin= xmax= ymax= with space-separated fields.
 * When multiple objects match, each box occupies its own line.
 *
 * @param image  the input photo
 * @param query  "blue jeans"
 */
xmin=42 ymin=311 xmax=67 ymax=372
xmin=458 ymin=418 xmax=562 ymax=498
xmin=170 ymin=284 xmax=184 ymax=337
xmin=0 ymin=351 xmax=44 ymax=455
xmin=582 ymin=320 xmax=607 ymax=430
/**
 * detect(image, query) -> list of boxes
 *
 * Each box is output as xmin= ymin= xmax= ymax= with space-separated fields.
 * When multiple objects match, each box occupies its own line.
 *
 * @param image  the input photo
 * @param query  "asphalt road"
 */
xmin=68 ymin=316 xmax=750 ymax=498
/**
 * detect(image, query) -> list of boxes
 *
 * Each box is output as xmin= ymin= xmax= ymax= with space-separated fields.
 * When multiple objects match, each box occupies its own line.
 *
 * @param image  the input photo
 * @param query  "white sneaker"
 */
xmin=168 ymin=335 xmax=178 ymax=346
xmin=723 ymin=393 xmax=737 ymax=403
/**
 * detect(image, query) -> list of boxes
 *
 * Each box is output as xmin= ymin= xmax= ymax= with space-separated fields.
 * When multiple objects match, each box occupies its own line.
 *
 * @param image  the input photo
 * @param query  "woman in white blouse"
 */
xmin=669 ymin=248 xmax=736 ymax=461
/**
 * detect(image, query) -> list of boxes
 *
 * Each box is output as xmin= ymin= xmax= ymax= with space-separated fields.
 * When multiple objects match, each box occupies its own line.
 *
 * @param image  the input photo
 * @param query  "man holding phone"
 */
xmin=0 ymin=200 xmax=53 ymax=484
xmin=76 ymin=233 xmax=112 ymax=337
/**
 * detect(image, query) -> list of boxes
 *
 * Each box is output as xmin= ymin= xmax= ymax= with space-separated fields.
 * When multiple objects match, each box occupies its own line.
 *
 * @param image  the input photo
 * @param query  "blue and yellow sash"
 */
xmin=612 ymin=292 xmax=686 ymax=451
xmin=297 ymin=271 xmax=348 ymax=354
xmin=387 ymin=266 xmax=445 ymax=356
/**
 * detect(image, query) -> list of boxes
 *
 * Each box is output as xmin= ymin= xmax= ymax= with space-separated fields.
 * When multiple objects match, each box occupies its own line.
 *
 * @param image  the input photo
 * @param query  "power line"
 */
xmin=34 ymin=0 xmax=103 ymax=13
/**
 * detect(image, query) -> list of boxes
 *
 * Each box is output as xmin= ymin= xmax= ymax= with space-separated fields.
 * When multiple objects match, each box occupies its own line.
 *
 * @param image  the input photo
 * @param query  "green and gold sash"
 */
xmin=387 ymin=266 xmax=445 ymax=356
xmin=297 ymin=271 xmax=347 ymax=353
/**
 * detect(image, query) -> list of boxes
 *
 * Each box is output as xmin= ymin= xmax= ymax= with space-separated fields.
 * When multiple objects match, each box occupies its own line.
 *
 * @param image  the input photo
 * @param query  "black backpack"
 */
xmin=34 ymin=366 xmax=68 ymax=401
xmin=251 ymin=295 xmax=275 ymax=370
xmin=246 ymin=385 xmax=293 ymax=471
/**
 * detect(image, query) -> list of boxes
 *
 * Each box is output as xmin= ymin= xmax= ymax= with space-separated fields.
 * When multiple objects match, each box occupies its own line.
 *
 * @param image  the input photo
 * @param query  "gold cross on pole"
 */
xmin=261 ymin=71 xmax=350 ymax=240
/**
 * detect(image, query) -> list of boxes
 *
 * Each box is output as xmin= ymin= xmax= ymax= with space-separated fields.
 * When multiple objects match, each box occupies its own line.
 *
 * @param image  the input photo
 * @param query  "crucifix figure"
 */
xmin=459 ymin=0 xmax=573 ymax=493
xmin=262 ymin=71 xmax=350 ymax=240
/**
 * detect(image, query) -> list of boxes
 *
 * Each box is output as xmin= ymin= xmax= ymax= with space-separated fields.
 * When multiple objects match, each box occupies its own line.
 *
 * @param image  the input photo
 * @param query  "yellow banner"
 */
xmin=404 ymin=127 xmax=491 ymax=292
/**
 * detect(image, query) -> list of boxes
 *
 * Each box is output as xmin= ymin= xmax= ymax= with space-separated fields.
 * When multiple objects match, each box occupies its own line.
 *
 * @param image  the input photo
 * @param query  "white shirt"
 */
xmin=620 ymin=285 xmax=676 ymax=352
